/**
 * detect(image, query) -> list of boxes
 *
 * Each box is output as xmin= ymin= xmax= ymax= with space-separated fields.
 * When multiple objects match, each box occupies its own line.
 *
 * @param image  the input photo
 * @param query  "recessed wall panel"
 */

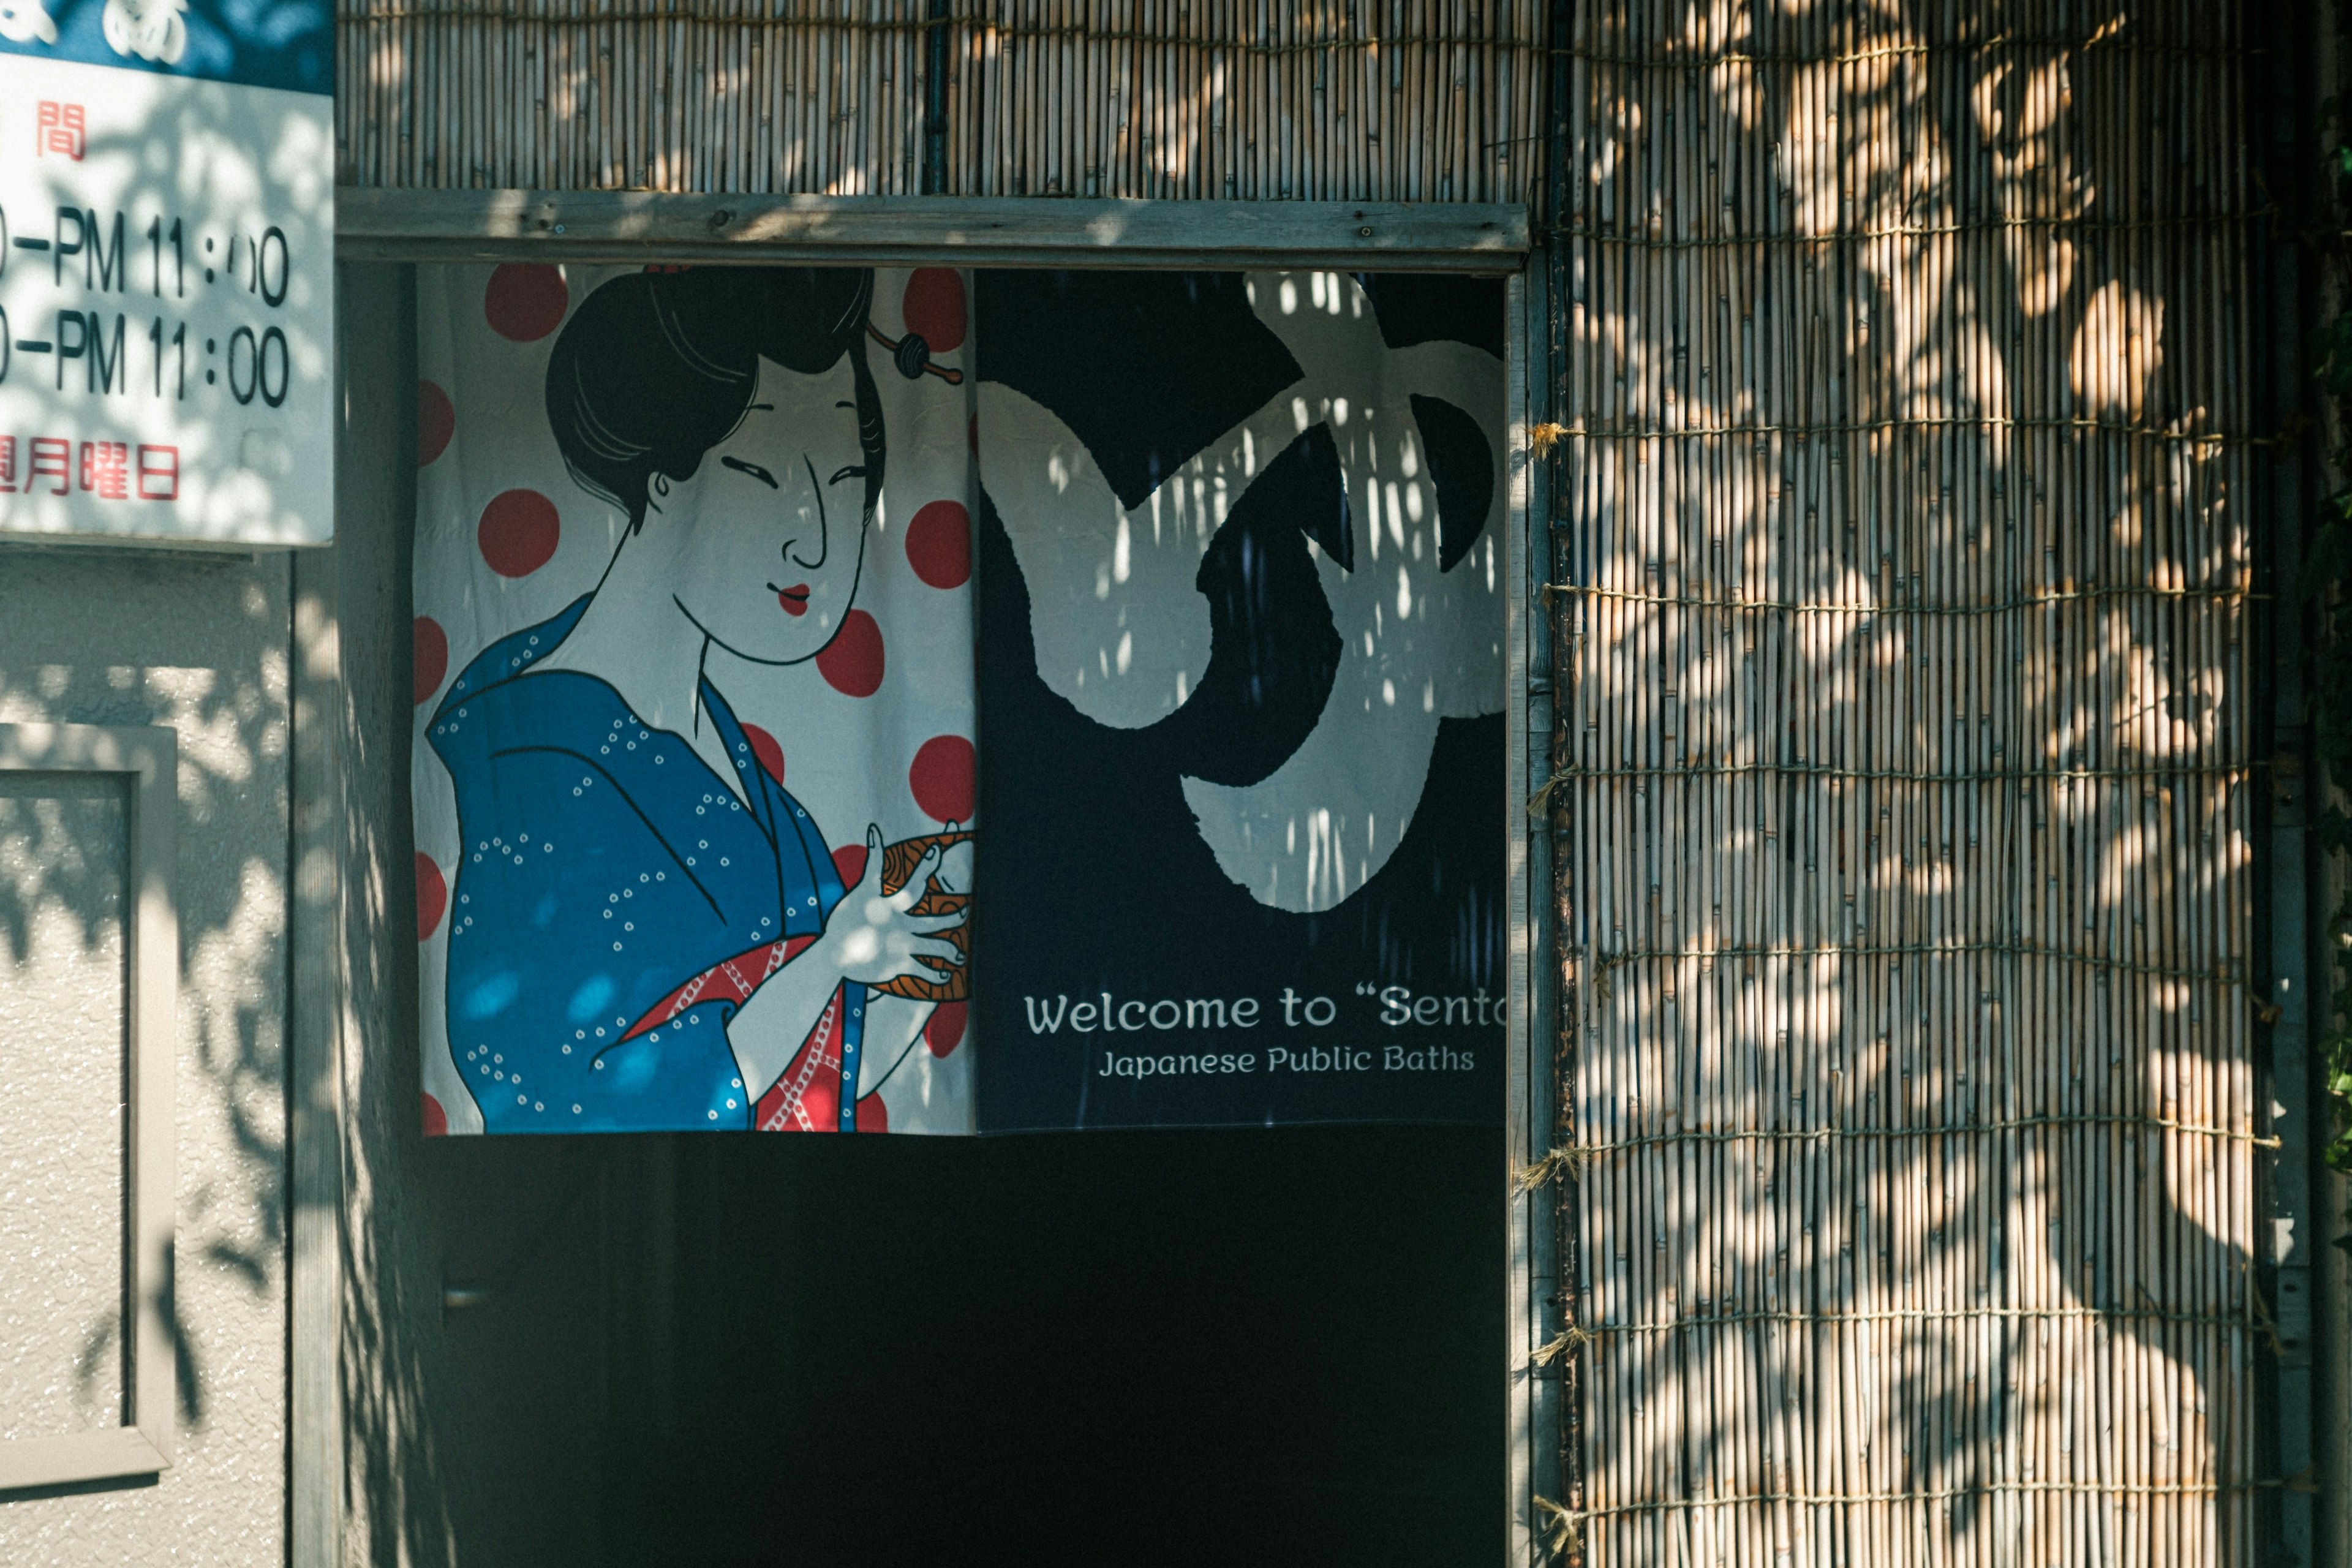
xmin=0 ymin=774 xmax=128 ymax=1442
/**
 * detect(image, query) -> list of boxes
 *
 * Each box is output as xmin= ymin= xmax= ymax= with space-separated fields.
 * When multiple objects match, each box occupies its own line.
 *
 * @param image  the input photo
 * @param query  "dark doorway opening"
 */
xmin=428 ymin=1125 xmax=1504 ymax=1566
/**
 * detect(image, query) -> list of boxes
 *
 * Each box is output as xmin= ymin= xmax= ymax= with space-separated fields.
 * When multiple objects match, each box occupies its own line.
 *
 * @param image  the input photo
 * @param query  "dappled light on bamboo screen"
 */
xmin=336 ymin=0 xmax=1547 ymax=200
xmin=1538 ymin=1 xmax=2258 ymax=1562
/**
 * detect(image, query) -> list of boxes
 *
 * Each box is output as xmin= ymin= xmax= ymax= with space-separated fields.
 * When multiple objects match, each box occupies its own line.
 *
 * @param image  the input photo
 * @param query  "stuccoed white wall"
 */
xmin=0 ymin=545 xmax=289 ymax=1566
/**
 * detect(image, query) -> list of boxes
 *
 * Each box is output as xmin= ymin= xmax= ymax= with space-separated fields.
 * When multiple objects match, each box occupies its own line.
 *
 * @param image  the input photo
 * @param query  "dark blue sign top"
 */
xmin=0 ymin=0 xmax=331 ymax=97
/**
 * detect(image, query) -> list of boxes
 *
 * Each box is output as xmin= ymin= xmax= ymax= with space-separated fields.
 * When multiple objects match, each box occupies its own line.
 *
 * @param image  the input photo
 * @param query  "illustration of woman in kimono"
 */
xmin=429 ymin=267 xmax=967 ymax=1133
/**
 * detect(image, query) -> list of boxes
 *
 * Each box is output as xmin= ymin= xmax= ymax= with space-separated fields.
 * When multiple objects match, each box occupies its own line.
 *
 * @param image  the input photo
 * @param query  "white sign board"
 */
xmin=0 ymin=0 xmax=332 ymax=546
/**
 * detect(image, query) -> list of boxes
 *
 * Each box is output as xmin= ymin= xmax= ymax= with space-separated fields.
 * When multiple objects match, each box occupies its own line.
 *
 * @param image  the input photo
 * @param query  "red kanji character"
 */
xmin=0 ymin=437 xmax=17 ymax=495
xmin=31 ymin=437 xmax=70 ymax=496
xmin=135 ymin=444 xmax=179 ymax=502
xmin=37 ymin=103 xmax=85 ymax=162
xmin=78 ymin=441 xmax=128 ymax=500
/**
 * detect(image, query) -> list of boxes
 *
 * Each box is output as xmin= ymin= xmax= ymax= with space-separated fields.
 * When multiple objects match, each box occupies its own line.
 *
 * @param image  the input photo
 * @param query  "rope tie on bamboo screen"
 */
xmin=332 ymin=10 xmax=2215 ymax=58
xmin=1532 ymin=1474 xmax=2321 ymax=1566
xmin=1545 ymin=761 xmax=2261 ymax=783
xmin=1529 ymin=1303 xmax=2262 ymax=1366
xmin=1547 ymin=212 xmax=2274 ymax=244
xmin=1532 ymin=415 xmax=2282 ymax=445
xmin=1569 ymin=939 xmax=2245 ymax=987
xmin=336 ymin=12 xmax=1545 ymax=51
xmin=1528 ymin=764 xmax=2256 ymax=818
xmin=1548 ymin=1477 xmax=2316 ymax=1526
xmin=1559 ymin=32 xmax=2245 ymax=66
xmin=1514 ymin=1114 xmax=2282 ymax=1193
xmin=1541 ymin=582 xmax=2261 ymax=612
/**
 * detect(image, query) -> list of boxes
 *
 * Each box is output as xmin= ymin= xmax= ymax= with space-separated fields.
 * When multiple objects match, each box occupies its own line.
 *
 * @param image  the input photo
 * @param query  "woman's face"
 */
xmin=647 ymin=352 xmax=870 ymax=665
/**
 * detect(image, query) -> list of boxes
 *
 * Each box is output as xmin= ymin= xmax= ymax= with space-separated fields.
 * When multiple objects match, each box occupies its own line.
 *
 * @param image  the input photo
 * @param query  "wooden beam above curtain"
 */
xmin=334 ymin=189 xmax=1530 ymax=268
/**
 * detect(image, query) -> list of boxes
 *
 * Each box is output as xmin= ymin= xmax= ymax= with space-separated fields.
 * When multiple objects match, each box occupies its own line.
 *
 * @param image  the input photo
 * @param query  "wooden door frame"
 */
xmin=301 ymin=193 xmax=1553 ymax=1567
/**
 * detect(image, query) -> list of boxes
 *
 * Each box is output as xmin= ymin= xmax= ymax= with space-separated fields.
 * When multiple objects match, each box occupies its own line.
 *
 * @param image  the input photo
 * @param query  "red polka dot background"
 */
xmin=412 ymin=265 xmax=979 ymax=1136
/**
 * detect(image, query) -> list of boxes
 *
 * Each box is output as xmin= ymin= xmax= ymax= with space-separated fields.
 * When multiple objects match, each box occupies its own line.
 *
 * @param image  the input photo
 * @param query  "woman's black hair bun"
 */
xmin=892 ymin=332 xmax=932 ymax=381
xmin=546 ymin=266 xmax=886 ymax=530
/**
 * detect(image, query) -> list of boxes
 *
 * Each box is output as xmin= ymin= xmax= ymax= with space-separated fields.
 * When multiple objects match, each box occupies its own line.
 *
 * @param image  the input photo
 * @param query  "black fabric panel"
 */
xmin=974 ymin=271 xmax=1303 ymax=508
xmin=1146 ymin=423 xmax=1348 ymax=786
xmin=974 ymin=494 xmax=1507 ymax=1131
xmin=1411 ymin=393 xmax=1496 ymax=573
xmin=1355 ymin=273 xmax=1507 ymax=358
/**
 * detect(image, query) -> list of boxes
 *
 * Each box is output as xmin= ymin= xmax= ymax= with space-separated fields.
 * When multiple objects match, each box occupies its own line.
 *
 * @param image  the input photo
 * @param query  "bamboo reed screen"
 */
xmin=334 ymin=1 xmax=1548 ymax=199
xmin=1542 ymin=2 xmax=2260 ymax=1563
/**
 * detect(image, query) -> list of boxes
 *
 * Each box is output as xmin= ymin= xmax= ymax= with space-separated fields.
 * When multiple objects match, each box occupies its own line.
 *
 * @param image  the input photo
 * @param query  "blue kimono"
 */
xmin=429 ymin=595 xmax=867 ymax=1133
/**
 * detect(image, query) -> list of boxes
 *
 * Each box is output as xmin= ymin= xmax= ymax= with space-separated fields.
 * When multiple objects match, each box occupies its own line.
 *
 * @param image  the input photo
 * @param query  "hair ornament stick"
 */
xmin=867 ymin=320 xmax=967 ymax=383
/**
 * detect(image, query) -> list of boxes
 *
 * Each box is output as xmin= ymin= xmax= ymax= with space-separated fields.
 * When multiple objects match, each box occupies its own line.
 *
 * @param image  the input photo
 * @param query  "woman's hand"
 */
xmin=933 ymin=829 xmax=974 ymax=894
xmin=813 ymin=825 xmax=967 ymax=989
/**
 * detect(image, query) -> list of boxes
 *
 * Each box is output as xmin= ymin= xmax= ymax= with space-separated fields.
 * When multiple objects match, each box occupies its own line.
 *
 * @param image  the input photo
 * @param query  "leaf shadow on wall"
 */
xmin=0 ymin=546 xmax=298 ymax=1469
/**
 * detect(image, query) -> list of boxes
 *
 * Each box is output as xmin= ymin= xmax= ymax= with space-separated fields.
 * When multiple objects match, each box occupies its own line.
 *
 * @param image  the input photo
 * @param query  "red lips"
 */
xmin=776 ymin=584 xmax=810 ymax=617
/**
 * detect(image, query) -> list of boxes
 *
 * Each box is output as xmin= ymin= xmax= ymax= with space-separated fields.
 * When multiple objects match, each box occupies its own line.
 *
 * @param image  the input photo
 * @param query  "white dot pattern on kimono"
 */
xmin=447 ymin=673 xmax=867 ymax=1128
